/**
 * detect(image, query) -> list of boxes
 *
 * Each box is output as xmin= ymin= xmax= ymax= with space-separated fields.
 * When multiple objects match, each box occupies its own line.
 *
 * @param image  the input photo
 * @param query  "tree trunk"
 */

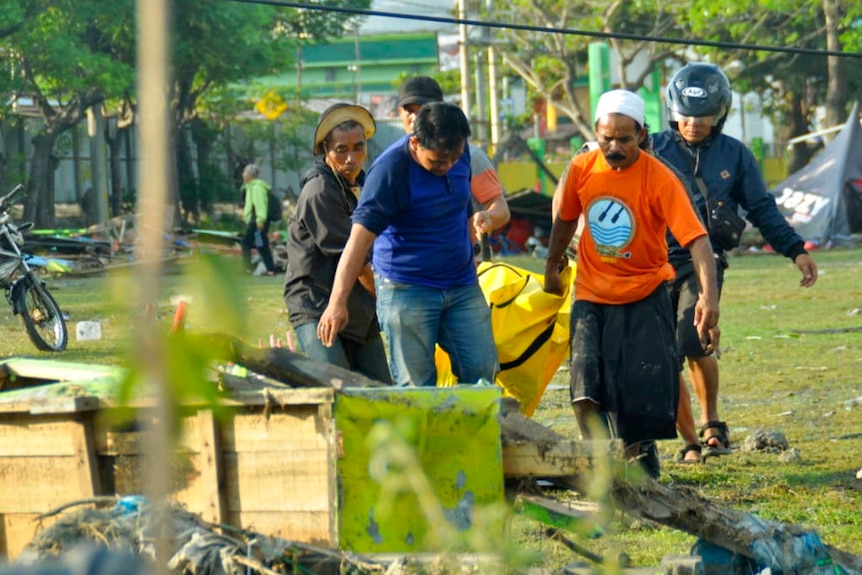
xmin=612 ymin=478 xmax=862 ymax=573
xmin=175 ymin=124 xmax=198 ymax=225
xmin=785 ymin=92 xmax=817 ymax=174
xmin=106 ymin=126 xmax=123 ymax=217
xmin=190 ymin=117 xmax=218 ymax=218
xmin=123 ymin=127 xmax=134 ymax=213
xmin=822 ymin=0 xmax=846 ymax=132
xmin=23 ymin=90 xmax=103 ymax=228
xmin=26 ymin=132 xmax=58 ymax=228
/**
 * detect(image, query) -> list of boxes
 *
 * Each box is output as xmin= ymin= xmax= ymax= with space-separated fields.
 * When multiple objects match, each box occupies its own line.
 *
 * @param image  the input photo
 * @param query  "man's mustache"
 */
xmin=605 ymin=152 xmax=625 ymax=161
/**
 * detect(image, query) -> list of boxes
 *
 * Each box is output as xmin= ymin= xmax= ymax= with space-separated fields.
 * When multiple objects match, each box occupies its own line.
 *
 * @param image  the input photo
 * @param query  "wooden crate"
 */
xmin=0 ymin=359 xmax=612 ymax=562
xmin=0 ymin=376 xmax=338 ymax=560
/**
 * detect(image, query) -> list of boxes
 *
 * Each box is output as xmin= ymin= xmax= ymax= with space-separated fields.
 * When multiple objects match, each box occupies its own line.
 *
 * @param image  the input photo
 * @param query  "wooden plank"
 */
xmin=29 ymin=396 xmax=100 ymax=415
xmin=502 ymin=439 xmax=623 ymax=478
xmin=319 ymin=402 xmax=338 ymax=547
xmin=227 ymin=510 xmax=334 ymax=547
xmin=0 ymin=396 xmax=101 ymax=416
xmin=0 ymin=415 xmax=87 ymax=457
xmin=1 ymin=513 xmax=56 ymax=560
xmin=107 ymin=448 xmax=203 ymax=499
xmin=93 ymin=387 xmax=333 ymax=411
xmin=222 ymin=451 xmax=331 ymax=512
xmin=513 ymin=495 xmax=595 ymax=532
xmin=170 ymin=455 xmax=206 ymax=513
xmin=229 ymin=387 xmax=334 ymax=407
xmin=0 ymin=358 xmax=120 ymax=382
xmin=0 ymin=458 xmax=95 ymax=512
xmin=195 ymin=410 xmax=226 ymax=526
xmin=94 ymin=415 xmax=202 ymax=455
xmin=69 ymin=415 xmax=100 ymax=499
xmin=221 ymin=408 xmax=329 ymax=453
xmin=0 ymin=402 xmax=39 ymax=414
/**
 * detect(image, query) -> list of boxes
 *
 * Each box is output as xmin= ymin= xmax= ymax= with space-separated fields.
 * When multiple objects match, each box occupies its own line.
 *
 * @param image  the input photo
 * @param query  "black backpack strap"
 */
xmin=499 ymin=321 xmax=556 ymax=371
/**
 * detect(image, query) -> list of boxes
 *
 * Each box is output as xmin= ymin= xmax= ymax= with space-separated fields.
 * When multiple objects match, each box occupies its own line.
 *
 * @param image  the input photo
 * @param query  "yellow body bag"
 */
xmin=435 ymin=261 xmax=575 ymax=416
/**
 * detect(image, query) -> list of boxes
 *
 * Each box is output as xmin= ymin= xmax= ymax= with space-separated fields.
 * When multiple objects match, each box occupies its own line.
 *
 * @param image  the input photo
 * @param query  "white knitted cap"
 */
xmin=594 ymin=90 xmax=645 ymax=126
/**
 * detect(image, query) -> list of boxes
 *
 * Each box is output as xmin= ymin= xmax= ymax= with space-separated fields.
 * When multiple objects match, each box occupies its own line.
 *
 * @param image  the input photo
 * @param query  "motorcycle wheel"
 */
xmin=16 ymin=278 xmax=68 ymax=352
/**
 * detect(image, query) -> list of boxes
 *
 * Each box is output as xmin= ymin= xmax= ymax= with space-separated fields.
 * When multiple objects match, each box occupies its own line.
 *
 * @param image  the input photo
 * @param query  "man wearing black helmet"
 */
xmin=652 ymin=63 xmax=819 ymax=463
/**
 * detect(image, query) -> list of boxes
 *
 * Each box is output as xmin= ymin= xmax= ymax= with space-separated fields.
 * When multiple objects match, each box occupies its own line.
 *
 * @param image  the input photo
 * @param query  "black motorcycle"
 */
xmin=0 ymin=184 xmax=68 ymax=351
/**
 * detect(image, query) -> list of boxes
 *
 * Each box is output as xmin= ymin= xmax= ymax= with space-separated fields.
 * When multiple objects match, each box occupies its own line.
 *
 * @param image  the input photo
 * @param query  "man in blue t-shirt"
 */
xmin=317 ymin=102 xmax=498 ymax=387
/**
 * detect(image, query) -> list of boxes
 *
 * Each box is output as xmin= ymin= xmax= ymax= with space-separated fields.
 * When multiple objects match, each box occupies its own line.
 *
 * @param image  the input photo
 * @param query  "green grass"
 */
xmin=508 ymin=249 xmax=862 ymax=568
xmin=2 ymin=248 xmax=861 ymax=569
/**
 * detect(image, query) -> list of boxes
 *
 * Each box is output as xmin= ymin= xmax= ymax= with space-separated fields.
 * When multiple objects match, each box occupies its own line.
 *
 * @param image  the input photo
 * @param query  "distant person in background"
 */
xmin=283 ymin=103 xmax=390 ymax=382
xmin=652 ymin=63 xmax=818 ymax=463
xmin=240 ymin=163 xmax=277 ymax=276
xmin=396 ymin=76 xmax=510 ymax=241
xmin=80 ymin=186 xmax=98 ymax=228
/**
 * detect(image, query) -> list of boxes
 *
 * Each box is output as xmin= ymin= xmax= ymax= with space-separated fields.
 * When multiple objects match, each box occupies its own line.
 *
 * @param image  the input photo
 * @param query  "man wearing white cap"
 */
xmin=542 ymin=89 xmax=721 ymax=478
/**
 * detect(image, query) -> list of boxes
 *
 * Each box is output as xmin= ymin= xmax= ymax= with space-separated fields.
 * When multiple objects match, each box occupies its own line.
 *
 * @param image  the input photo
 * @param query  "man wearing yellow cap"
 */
xmin=543 ymin=89 xmax=721 ymax=478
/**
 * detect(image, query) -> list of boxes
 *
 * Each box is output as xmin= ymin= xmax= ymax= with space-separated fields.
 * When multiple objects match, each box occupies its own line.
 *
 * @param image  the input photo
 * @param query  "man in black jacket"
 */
xmin=653 ymin=63 xmax=818 ymax=462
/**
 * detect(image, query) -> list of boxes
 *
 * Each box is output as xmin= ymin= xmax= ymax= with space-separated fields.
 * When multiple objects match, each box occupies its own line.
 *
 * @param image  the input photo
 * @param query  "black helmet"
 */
xmin=666 ymin=63 xmax=732 ymax=133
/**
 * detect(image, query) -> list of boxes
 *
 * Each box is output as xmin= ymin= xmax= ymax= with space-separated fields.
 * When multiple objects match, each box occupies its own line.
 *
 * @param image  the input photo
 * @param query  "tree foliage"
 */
xmin=168 ymin=0 xmax=369 ymax=224
xmin=0 ymin=0 xmax=136 ymax=225
xmin=0 ymin=0 xmax=370 ymax=226
xmin=486 ymin=0 xmax=862 ymax=152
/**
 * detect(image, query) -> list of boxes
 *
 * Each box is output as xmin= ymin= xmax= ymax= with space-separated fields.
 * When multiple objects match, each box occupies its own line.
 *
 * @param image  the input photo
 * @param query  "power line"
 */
xmin=230 ymin=0 xmax=862 ymax=60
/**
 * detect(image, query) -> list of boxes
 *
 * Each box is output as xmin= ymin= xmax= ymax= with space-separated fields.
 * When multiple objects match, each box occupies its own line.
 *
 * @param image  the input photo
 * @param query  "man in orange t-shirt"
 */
xmin=543 ymin=90 xmax=720 ymax=478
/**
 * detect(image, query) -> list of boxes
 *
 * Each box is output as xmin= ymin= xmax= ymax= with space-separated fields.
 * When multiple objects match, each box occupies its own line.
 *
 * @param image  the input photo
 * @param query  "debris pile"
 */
xmin=19 ymin=498 xmax=391 ymax=575
xmin=21 ymin=214 xmax=292 ymax=276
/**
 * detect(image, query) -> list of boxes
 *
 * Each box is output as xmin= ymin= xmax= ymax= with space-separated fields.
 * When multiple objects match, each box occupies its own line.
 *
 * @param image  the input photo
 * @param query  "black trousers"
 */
xmin=241 ymin=220 xmax=276 ymax=272
xmin=568 ymin=286 xmax=679 ymax=444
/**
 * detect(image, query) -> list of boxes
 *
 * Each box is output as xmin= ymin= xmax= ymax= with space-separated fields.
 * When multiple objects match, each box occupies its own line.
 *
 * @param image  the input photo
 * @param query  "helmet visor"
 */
xmin=672 ymin=112 xmax=720 ymax=126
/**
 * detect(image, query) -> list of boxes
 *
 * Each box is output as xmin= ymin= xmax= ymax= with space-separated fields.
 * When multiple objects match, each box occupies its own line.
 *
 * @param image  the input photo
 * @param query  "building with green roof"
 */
xmin=259 ymin=32 xmax=440 ymax=113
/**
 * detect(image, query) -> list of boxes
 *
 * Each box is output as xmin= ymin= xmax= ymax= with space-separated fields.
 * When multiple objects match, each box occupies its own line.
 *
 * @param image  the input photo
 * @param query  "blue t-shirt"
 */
xmin=352 ymin=135 xmax=476 ymax=289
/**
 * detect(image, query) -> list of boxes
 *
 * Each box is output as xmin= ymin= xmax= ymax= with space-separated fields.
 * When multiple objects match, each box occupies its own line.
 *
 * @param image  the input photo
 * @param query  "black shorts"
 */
xmin=666 ymin=259 xmax=725 ymax=363
xmin=569 ymin=286 xmax=679 ymax=444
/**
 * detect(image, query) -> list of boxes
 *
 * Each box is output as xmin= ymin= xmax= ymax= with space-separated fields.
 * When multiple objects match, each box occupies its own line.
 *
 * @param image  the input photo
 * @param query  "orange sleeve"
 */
xmin=470 ymin=169 xmax=503 ymax=205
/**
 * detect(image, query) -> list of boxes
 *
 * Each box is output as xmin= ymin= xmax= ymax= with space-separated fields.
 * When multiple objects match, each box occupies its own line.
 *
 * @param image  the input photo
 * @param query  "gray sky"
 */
xmin=359 ymin=0 xmax=455 ymax=35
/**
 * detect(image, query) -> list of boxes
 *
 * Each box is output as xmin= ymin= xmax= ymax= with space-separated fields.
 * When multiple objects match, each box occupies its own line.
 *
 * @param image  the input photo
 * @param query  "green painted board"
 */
xmin=336 ymin=386 xmax=505 ymax=553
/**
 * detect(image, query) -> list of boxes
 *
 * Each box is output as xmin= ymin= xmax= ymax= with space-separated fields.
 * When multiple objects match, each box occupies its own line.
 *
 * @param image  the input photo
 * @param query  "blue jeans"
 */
xmin=375 ymin=276 xmax=498 ymax=387
xmin=293 ymin=322 xmax=392 ymax=384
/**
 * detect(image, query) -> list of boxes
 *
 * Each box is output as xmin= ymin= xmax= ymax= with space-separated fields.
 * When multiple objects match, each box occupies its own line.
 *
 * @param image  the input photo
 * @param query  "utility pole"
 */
xmin=487 ymin=0 xmax=500 ymax=150
xmin=354 ymin=24 xmax=362 ymax=105
xmin=86 ymin=105 xmax=109 ymax=224
xmin=457 ymin=0 xmax=471 ymax=121
xmin=296 ymin=11 xmax=307 ymax=104
xmin=475 ymin=45 xmax=488 ymax=143
xmin=296 ymin=41 xmax=303 ymax=103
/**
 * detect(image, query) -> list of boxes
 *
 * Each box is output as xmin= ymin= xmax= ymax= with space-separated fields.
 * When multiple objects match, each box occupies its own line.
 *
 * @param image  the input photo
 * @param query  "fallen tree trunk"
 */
xmin=195 ymin=334 xmax=862 ymax=573
xmin=194 ymin=333 xmax=388 ymax=390
xmin=612 ymin=478 xmax=862 ymax=573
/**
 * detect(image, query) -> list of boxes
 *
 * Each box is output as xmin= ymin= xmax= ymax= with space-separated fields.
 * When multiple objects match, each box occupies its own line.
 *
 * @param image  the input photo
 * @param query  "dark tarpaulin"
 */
xmin=769 ymin=102 xmax=862 ymax=248
xmin=505 ymin=189 xmax=553 ymax=229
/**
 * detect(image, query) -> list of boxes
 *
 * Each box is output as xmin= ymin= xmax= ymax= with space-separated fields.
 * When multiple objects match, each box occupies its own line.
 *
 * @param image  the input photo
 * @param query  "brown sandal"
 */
xmin=700 ymin=420 xmax=733 ymax=456
xmin=677 ymin=443 xmax=703 ymax=464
